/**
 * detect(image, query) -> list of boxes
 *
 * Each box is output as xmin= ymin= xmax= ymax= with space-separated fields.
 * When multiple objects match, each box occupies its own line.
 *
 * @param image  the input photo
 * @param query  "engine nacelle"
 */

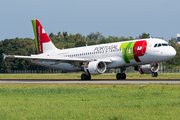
xmin=84 ymin=61 xmax=106 ymax=75
xmin=135 ymin=63 xmax=159 ymax=74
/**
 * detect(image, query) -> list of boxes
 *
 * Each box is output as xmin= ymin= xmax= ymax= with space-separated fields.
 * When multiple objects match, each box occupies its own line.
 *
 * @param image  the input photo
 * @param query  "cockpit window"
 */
xmin=158 ymin=44 xmax=161 ymax=47
xmin=154 ymin=43 xmax=170 ymax=47
xmin=162 ymin=43 xmax=168 ymax=46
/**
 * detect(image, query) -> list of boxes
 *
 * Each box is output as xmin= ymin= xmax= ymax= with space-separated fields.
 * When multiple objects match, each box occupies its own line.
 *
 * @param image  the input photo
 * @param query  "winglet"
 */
xmin=2 ymin=53 xmax=6 ymax=59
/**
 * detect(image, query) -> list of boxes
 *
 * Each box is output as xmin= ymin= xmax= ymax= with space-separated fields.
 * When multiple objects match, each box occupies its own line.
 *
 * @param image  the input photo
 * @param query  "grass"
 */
xmin=0 ymin=84 xmax=180 ymax=119
xmin=0 ymin=73 xmax=180 ymax=79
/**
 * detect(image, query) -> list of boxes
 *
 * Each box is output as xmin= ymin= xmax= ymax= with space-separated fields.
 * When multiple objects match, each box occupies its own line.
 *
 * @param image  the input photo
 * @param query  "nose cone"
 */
xmin=168 ymin=47 xmax=176 ymax=59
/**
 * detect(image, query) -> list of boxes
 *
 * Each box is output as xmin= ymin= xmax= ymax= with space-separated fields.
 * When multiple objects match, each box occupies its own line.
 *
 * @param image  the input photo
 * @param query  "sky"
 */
xmin=0 ymin=0 xmax=180 ymax=41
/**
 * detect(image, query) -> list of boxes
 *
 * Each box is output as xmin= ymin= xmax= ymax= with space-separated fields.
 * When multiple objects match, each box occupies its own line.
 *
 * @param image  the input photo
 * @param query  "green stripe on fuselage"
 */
xmin=120 ymin=41 xmax=136 ymax=63
xmin=120 ymin=42 xmax=129 ymax=63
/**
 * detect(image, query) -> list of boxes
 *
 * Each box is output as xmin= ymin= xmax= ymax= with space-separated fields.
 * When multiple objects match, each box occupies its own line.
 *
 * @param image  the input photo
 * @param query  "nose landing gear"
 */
xmin=152 ymin=72 xmax=158 ymax=77
xmin=151 ymin=63 xmax=158 ymax=77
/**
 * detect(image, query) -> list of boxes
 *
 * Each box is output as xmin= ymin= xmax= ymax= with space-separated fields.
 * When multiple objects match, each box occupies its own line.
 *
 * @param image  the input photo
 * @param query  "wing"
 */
xmin=3 ymin=54 xmax=112 ymax=64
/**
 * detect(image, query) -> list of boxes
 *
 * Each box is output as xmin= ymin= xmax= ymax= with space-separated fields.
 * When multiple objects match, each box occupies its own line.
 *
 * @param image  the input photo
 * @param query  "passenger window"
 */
xmin=158 ymin=44 xmax=161 ymax=47
xmin=154 ymin=44 xmax=157 ymax=47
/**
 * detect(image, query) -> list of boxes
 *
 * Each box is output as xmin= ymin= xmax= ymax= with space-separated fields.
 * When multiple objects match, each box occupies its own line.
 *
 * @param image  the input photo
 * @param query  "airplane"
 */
xmin=3 ymin=19 xmax=176 ymax=80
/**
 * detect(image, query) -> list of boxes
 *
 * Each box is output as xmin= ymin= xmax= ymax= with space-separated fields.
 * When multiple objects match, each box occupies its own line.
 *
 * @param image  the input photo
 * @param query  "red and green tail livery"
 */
xmin=31 ymin=19 xmax=51 ymax=54
xmin=120 ymin=40 xmax=147 ymax=63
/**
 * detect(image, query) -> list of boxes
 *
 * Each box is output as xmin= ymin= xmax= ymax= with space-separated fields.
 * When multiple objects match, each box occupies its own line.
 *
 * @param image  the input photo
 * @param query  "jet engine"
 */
xmin=84 ymin=61 xmax=106 ymax=75
xmin=135 ymin=63 xmax=159 ymax=74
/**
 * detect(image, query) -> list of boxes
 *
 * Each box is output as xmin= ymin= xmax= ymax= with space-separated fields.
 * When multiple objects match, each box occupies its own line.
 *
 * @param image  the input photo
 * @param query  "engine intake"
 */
xmin=84 ymin=61 xmax=106 ymax=75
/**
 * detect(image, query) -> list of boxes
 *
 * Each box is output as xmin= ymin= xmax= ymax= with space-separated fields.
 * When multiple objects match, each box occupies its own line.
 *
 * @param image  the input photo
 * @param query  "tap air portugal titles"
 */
xmin=3 ymin=19 xmax=176 ymax=80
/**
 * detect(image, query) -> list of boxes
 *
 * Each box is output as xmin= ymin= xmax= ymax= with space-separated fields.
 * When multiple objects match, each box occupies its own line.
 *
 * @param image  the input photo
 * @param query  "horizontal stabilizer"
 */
xmin=2 ymin=53 xmax=6 ymax=59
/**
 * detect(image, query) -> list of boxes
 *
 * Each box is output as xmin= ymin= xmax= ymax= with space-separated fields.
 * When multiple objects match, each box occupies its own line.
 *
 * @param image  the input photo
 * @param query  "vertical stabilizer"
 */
xmin=31 ymin=19 xmax=57 ymax=54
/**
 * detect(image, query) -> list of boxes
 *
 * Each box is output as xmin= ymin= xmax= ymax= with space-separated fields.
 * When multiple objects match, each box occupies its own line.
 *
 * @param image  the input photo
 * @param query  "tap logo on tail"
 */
xmin=120 ymin=40 xmax=147 ymax=63
xmin=31 ymin=19 xmax=51 ymax=54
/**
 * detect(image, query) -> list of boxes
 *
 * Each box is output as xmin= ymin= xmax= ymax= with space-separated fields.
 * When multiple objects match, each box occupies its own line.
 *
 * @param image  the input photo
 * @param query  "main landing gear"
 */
xmin=81 ymin=70 xmax=91 ymax=80
xmin=116 ymin=68 xmax=126 ymax=80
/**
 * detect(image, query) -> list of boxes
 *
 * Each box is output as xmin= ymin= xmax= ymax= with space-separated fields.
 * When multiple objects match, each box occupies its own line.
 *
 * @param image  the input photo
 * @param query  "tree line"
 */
xmin=0 ymin=32 xmax=179 ymax=72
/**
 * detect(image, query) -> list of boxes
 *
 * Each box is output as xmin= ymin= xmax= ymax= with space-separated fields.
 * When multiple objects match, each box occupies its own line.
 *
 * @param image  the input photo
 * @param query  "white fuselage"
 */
xmin=32 ymin=38 xmax=176 ymax=72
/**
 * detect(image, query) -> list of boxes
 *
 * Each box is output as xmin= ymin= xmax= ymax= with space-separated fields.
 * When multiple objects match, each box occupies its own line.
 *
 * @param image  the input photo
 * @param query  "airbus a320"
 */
xmin=3 ymin=19 xmax=176 ymax=80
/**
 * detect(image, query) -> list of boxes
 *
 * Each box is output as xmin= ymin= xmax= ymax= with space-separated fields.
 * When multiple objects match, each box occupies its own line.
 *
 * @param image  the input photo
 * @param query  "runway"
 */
xmin=0 ymin=79 xmax=180 ymax=84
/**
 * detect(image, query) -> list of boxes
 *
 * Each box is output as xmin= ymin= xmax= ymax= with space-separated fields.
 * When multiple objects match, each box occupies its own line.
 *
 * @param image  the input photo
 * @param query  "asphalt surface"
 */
xmin=0 ymin=79 xmax=180 ymax=84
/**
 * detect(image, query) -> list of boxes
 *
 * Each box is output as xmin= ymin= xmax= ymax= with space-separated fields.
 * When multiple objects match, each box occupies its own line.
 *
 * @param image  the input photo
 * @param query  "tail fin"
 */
xmin=31 ymin=19 xmax=57 ymax=54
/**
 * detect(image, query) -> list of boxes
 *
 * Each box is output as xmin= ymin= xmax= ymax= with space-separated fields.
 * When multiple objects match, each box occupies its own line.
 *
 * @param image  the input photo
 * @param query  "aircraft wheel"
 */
xmin=122 ymin=73 xmax=126 ymax=80
xmin=152 ymin=72 xmax=158 ymax=77
xmin=81 ymin=74 xmax=91 ymax=80
xmin=154 ymin=72 xmax=158 ymax=77
xmin=116 ymin=73 xmax=126 ymax=80
xmin=87 ymin=74 xmax=91 ymax=80
xmin=116 ymin=73 xmax=121 ymax=80
xmin=152 ymin=72 xmax=155 ymax=77
xmin=81 ymin=74 xmax=86 ymax=80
